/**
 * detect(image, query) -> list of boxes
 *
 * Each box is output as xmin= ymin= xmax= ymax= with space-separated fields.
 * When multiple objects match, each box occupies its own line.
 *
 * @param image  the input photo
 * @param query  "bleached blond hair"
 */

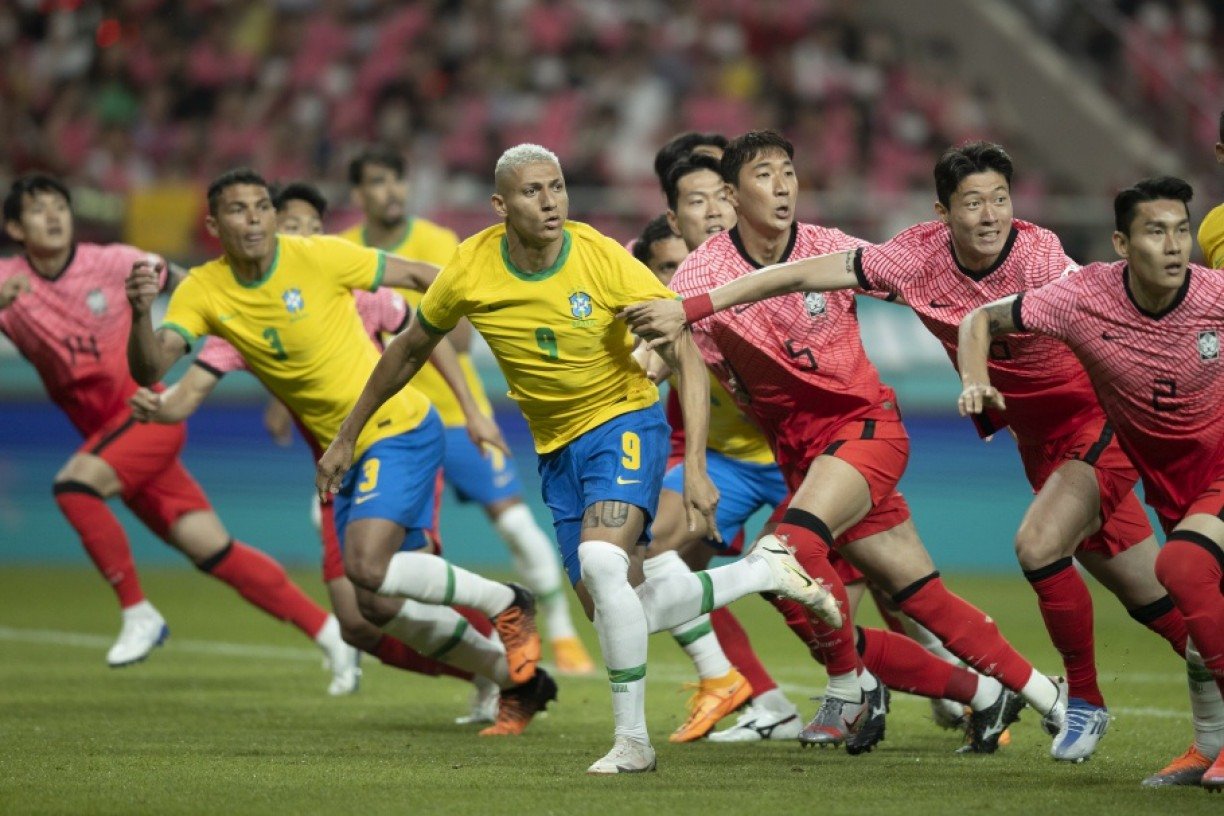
xmin=494 ymin=144 xmax=561 ymax=192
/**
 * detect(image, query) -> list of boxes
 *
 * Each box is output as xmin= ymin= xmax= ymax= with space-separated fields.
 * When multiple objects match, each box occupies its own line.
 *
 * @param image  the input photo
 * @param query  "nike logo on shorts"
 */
xmin=354 ymin=493 xmax=380 ymax=505
xmin=616 ymin=476 xmax=641 ymax=485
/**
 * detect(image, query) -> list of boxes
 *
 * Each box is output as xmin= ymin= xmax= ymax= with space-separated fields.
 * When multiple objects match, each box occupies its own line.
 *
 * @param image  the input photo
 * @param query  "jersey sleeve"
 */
xmin=1015 ymin=274 xmax=1083 ymax=342
xmin=417 ymin=255 xmax=473 ymax=334
xmin=358 ymin=288 xmax=410 ymax=335
xmin=312 ymin=235 xmax=388 ymax=293
xmin=1026 ymin=228 xmax=1080 ymax=286
xmin=1199 ymin=203 xmax=1224 ymax=269
xmin=194 ymin=336 xmax=248 ymax=377
xmin=604 ymin=250 xmax=678 ymax=310
xmin=161 ymin=274 xmax=212 ymax=349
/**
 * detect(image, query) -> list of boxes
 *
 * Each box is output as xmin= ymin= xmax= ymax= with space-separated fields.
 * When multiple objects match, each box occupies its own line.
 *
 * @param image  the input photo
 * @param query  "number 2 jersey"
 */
xmin=0 ymin=243 xmax=164 ymax=436
xmin=162 ymin=234 xmax=432 ymax=457
xmin=1017 ymin=261 xmax=1224 ymax=521
xmin=417 ymin=220 xmax=673 ymax=454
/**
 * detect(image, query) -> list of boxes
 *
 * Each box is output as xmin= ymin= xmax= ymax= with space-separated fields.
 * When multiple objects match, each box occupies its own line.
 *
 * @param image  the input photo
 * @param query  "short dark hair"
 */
xmin=933 ymin=141 xmax=1014 ymax=208
xmin=663 ymin=152 xmax=724 ymax=211
xmin=1113 ymin=175 xmax=1194 ymax=235
xmin=348 ymin=146 xmax=407 ymax=186
xmin=653 ymin=131 xmax=728 ymax=190
xmin=632 ymin=214 xmax=676 ymax=266
xmin=273 ymin=181 xmax=328 ymax=218
xmin=206 ymin=167 xmax=270 ymax=216
xmin=3 ymin=173 xmax=71 ymax=224
xmin=720 ymin=130 xmax=794 ymax=186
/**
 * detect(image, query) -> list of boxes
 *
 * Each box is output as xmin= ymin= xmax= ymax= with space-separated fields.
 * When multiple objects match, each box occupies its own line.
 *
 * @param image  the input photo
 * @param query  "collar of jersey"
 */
xmin=25 ymin=243 xmax=78 ymax=282
xmin=500 ymin=229 xmax=571 ymax=281
xmin=363 ymin=218 xmax=413 ymax=251
xmin=230 ymin=238 xmax=281 ymax=289
xmin=1123 ymin=263 xmax=1191 ymax=320
xmin=728 ymin=224 xmax=797 ymax=269
xmin=948 ymin=225 xmax=1018 ymax=282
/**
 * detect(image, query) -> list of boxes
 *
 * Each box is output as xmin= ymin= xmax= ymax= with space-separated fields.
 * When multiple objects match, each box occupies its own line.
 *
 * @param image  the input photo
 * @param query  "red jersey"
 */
xmin=855 ymin=220 xmax=1096 ymax=444
xmin=195 ymin=287 xmax=407 ymax=376
xmin=1018 ymin=261 xmax=1224 ymax=520
xmin=670 ymin=224 xmax=904 ymax=461
xmin=0 ymin=243 xmax=164 ymax=436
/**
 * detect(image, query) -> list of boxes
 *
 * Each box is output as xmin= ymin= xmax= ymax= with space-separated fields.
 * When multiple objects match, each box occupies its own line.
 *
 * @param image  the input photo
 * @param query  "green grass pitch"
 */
xmin=0 ymin=565 xmax=1218 ymax=815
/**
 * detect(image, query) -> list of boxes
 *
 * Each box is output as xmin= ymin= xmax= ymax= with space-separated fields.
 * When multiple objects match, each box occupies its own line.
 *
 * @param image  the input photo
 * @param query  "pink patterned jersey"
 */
xmin=194 ymin=287 xmax=408 ymax=375
xmin=1018 ymin=261 xmax=1224 ymax=520
xmin=856 ymin=219 xmax=1095 ymax=444
xmin=0 ymin=243 xmax=164 ymax=436
xmin=671 ymin=224 xmax=905 ymax=462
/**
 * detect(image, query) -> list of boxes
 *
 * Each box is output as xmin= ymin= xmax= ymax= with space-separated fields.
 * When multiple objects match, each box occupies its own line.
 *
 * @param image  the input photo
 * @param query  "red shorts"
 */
xmin=1159 ymin=472 xmax=1224 ymax=535
xmin=84 ymin=414 xmax=211 ymax=540
xmin=319 ymin=469 xmax=447 ymax=583
xmin=1017 ymin=418 xmax=1152 ymax=557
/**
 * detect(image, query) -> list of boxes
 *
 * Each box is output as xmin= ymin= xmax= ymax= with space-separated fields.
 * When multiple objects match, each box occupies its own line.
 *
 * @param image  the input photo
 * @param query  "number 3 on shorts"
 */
xmin=358 ymin=459 xmax=380 ymax=492
xmin=621 ymin=431 xmax=640 ymax=470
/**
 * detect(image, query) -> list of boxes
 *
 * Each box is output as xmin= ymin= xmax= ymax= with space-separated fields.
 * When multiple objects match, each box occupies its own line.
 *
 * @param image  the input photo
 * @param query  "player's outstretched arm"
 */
xmin=379 ymin=256 xmax=440 ymax=292
xmin=0 ymin=274 xmax=31 ymax=311
xmin=619 ymin=250 xmax=857 ymax=345
xmin=956 ymin=296 xmax=1018 ymax=416
xmin=428 ymin=335 xmax=509 ymax=455
xmin=654 ymin=329 xmax=720 ymax=539
xmin=316 ymin=317 xmax=443 ymax=497
xmin=128 ymin=365 xmax=221 ymax=424
xmin=125 ymin=260 xmax=187 ymax=385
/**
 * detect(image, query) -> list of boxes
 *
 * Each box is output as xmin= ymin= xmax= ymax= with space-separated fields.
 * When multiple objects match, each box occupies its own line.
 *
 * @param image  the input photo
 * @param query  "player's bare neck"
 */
xmin=1128 ymin=269 xmax=1180 ymax=315
xmin=227 ymin=253 xmax=274 ymax=283
xmin=951 ymin=242 xmax=997 ymax=274
xmin=505 ymin=230 xmax=562 ymax=274
xmin=737 ymin=221 xmax=792 ymax=267
xmin=25 ymin=244 xmax=73 ymax=280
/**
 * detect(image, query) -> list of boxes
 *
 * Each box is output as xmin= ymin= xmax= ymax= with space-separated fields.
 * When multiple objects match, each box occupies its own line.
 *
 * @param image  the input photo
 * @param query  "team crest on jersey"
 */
xmin=282 ymin=288 xmax=304 ymax=314
xmin=85 ymin=288 xmax=107 ymax=316
xmin=803 ymin=291 xmax=827 ymax=318
xmin=1199 ymin=330 xmax=1219 ymax=362
xmin=569 ymin=291 xmax=593 ymax=319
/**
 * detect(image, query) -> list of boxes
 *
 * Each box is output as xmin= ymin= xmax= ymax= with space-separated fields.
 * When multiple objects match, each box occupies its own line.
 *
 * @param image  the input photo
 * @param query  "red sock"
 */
xmin=1024 ymin=558 xmax=1102 ymax=707
xmin=710 ymin=607 xmax=778 ymax=695
xmin=897 ymin=574 xmax=1035 ymax=691
xmin=1128 ymin=594 xmax=1189 ymax=658
xmin=54 ymin=482 xmax=145 ymax=608
xmin=1155 ymin=535 xmax=1224 ymax=699
xmin=774 ymin=512 xmax=859 ymax=676
xmin=768 ymin=595 xmax=823 ymax=662
xmin=454 ymin=605 xmax=495 ymax=638
xmin=858 ymin=626 xmax=978 ymax=703
xmin=203 ymin=541 xmax=329 ymax=637
xmin=372 ymin=635 xmax=473 ymax=681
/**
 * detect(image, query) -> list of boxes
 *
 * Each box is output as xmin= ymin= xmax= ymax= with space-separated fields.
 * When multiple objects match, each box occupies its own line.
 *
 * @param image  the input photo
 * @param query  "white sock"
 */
xmin=314 ymin=614 xmax=341 ymax=648
xmin=580 ymin=540 xmax=650 ymax=745
xmin=380 ymin=599 xmax=510 ymax=687
xmin=122 ymin=599 xmax=159 ymax=619
xmin=1186 ymin=638 xmax=1224 ymax=757
xmin=642 ymin=551 xmax=730 ymax=680
xmin=858 ymin=668 xmax=879 ymax=693
xmin=636 ymin=550 xmax=774 ymax=633
xmin=377 ymin=551 xmax=514 ymax=616
xmin=826 ymin=671 xmax=861 ymax=703
xmin=494 ymin=504 xmax=577 ymax=639
xmin=1020 ymin=670 xmax=1059 ymax=715
xmin=970 ymin=674 xmax=1004 ymax=710
xmin=754 ymin=687 xmax=796 ymax=714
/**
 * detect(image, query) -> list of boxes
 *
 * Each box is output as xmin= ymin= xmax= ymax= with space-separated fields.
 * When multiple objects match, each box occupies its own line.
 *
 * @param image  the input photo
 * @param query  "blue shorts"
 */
xmin=662 ymin=450 xmax=787 ymax=552
xmin=333 ymin=409 xmax=444 ymax=553
xmin=538 ymin=404 xmax=670 ymax=585
xmin=443 ymin=426 xmax=523 ymax=506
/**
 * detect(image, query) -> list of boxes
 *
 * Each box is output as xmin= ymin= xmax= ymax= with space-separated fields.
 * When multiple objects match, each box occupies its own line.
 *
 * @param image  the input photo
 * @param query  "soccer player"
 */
xmin=127 ymin=181 xmax=503 ymax=713
xmin=621 ymin=131 xmax=1068 ymax=753
xmin=0 ymin=173 xmax=356 ymax=685
xmin=317 ymin=143 xmax=836 ymax=774
xmin=959 ymin=176 xmax=1224 ymax=788
xmin=125 ymin=168 xmax=555 ymax=736
xmin=630 ymin=141 xmax=1190 ymax=760
xmin=1198 ymin=111 xmax=1224 ymax=268
xmin=338 ymin=146 xmax=594 ymax=675
xmin=652 ymin=131 xmax=729 ymax=190
xmin=631 ymin=215 xmax=687 ymax=281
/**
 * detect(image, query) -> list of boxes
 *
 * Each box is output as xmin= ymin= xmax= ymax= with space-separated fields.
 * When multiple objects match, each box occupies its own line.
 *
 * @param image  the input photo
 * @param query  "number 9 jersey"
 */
xmin=417 ymin=220 xmax=676 ymax=454
xmin=162 ymin=234 xmax=433 ymax=457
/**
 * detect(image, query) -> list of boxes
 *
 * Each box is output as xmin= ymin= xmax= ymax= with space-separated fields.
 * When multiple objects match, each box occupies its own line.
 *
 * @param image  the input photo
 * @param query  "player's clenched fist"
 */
xmin=0 ymin=274 xmax=31 ymax=309
xmin=957 ymin=381 xmax=1007 ymax=416
xmin=125 ymin=256 xmax=163 ymax=315
xmin=127 ymin=387 xmax=163 ymax=422
xmin=618 ymin=298 xmax=687 ymax=348
xmin=316 ymin=436 xmax=355 ymax=500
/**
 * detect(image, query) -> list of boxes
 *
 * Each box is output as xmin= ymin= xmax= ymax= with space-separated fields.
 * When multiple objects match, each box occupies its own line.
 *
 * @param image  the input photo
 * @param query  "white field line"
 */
xmin=0 ymin=625 xmax=1191 ymax=721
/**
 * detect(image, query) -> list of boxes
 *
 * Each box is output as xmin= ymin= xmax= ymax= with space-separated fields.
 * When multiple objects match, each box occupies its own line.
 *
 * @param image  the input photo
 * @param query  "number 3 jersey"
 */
xmin=1017 ymin=260 xmax=1224 ymax=520
xmin=670 ymin=224 xmax=905 ymax=464
xmin=0 ymin=243 xmax=163 ymax=436
xmin=163 ymin=234 xmax=432 ymax=456
xmin=417 ymin=220 xmax=673 ymax=454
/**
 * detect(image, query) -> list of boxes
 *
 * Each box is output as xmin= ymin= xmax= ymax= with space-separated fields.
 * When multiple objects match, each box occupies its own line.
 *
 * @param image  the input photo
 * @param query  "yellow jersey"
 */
xmin=418 ymin=221 xmax=673 ymax=454
xmin=707 ymin=375 xmax=775 ymax=463
xmin=337 ymin=218 xmax=493 ymax=427
xmin=1199 ymin=203 xmax=1224 ymax=269
xmin=163 ymin=234 xmax=432 ymax=456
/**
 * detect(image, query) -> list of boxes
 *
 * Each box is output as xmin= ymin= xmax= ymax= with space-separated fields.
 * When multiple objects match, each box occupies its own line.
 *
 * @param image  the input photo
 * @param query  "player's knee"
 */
xmin=1013 ymin=519 xmax=1067 ymax=570
xmin=344 ymin=549 xmax=389 ymax=593
xmin=1154 ymin=536 xmax=1217 ymax=596
xmin=338 ymin=615 xmax=381 ymax=651
xmin=53 ymin=456 xmax=118 ymax=497
xmin=578 ymin=540 xmax=630 ymax=598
